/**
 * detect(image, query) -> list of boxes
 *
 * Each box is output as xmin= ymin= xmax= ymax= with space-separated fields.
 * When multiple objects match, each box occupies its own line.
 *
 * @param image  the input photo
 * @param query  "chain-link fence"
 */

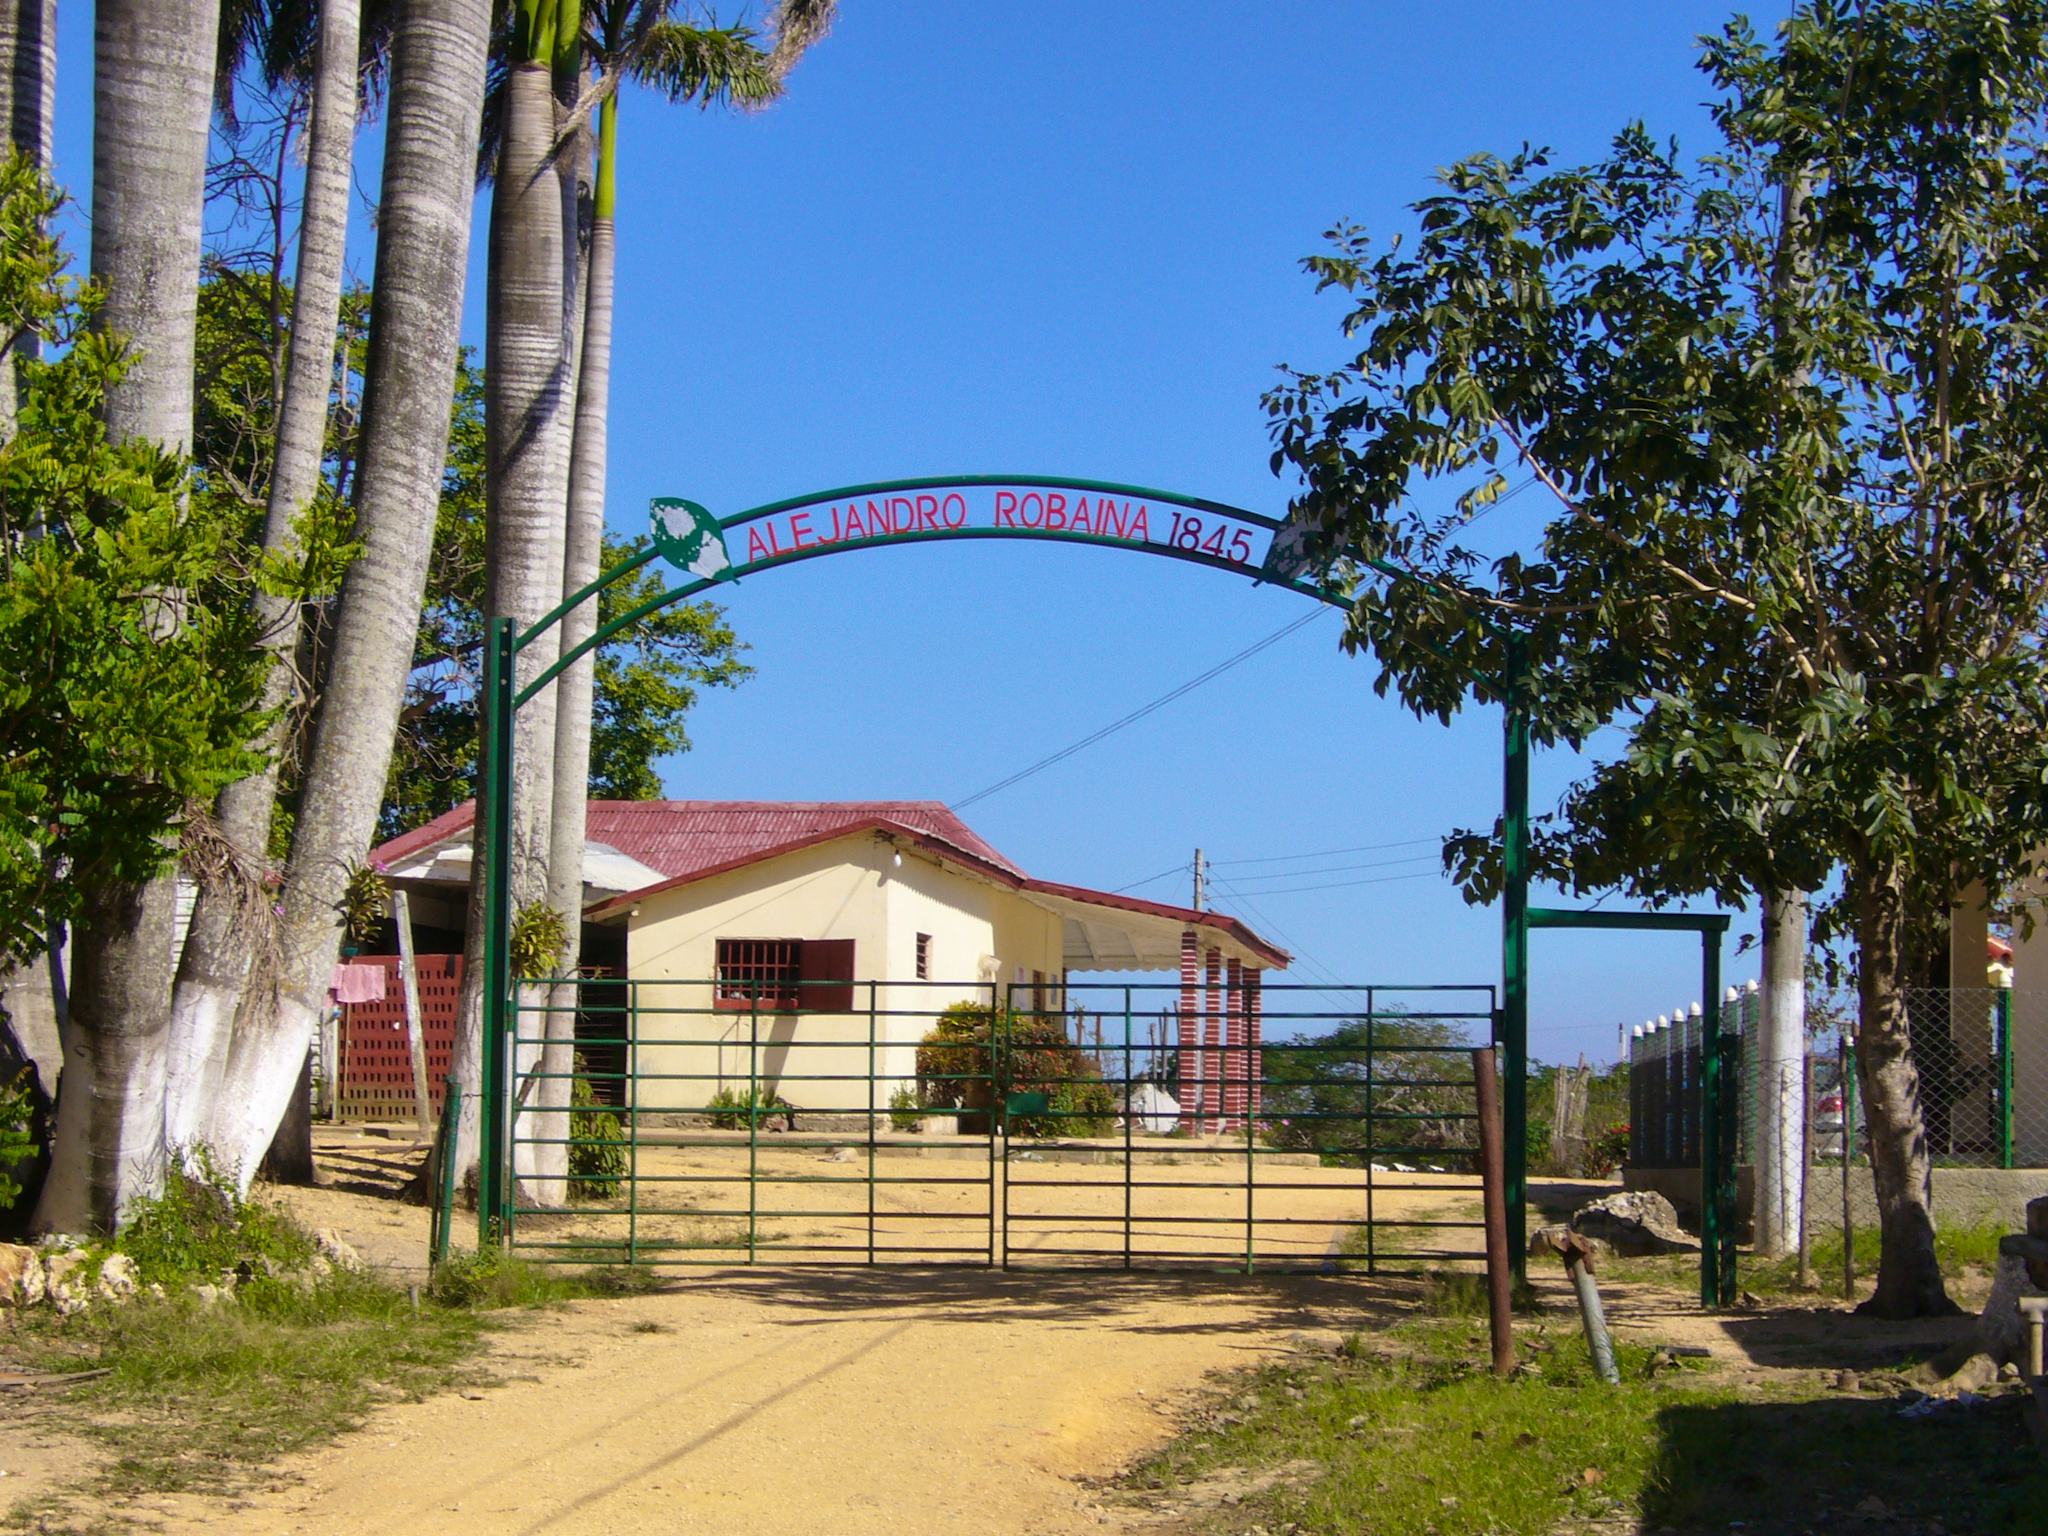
xmin=1631 ymin=985 xmax=2046 ymax=1175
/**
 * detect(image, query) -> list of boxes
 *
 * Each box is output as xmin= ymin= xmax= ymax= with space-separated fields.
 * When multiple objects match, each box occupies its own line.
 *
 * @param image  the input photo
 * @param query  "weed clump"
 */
xmin=115 ymin=1151 xmax=318 ymax=1290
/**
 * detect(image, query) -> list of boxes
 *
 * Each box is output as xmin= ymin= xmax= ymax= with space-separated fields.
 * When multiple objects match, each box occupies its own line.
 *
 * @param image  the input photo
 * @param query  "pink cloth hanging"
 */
xmin=330 ymin=962 xmax=387 ymax=1005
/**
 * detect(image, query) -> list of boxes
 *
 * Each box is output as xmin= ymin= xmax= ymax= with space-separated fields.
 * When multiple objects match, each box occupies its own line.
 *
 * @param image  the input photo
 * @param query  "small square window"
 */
xmin=915 ymin=932 xmax=932 ymax=980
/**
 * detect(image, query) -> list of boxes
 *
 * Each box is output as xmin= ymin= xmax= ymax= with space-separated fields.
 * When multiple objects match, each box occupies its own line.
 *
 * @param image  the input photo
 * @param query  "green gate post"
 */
xmin=478 ymin=616 xmax=516 ymax=1247
xmin=1500 ymin=635 xmax=1531 ymax=1285
xmin=1998 ymin=988 xmax=2015 ymax=1171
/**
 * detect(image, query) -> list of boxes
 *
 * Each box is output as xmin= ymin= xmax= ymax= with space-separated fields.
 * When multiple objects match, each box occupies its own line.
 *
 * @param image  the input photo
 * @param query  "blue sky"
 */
xmin=50 ymin=2 xmax=1797 ymax=1061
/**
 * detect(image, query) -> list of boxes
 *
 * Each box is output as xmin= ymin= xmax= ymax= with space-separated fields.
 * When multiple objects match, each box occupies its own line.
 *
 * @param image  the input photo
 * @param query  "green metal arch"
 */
xmin=513 ymin=474 xmax=1494 ymax=711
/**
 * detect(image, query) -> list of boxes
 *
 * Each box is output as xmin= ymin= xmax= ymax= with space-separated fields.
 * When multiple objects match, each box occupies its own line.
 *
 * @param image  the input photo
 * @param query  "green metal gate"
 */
xmin=499 ymin=977 xmax=1495 ymax=1273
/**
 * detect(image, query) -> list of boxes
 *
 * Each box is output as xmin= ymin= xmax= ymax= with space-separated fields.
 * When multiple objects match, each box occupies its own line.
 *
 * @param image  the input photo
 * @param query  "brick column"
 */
xmin=1247 ymin=969 xmax=1264 ymax=1122
xmin=1177 ymin=928 xmax=1198 ymax=1125
xmin=1224 ymin=958 xmax=1246 ymax=1130
xmin=1203 ymin=946 xmax=1223 ymax=1132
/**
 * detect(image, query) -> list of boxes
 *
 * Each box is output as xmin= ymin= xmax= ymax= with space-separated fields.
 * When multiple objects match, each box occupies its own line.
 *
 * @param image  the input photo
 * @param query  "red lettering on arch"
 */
xmin=747 ymin=526 xmax=773 ymax=563
xmin=942 ymin=493 xmax=968 ymax=527
xmin=1129 ymin=505 xmax=1150 ymax=541
xmin=1044 ymin=492 xmax=1068 ymax=530
xmin=994 ymin=490 xmax=1019 ymax=527
xmin=915 ymin=494 xmax=940 ymax=530
xmin=1019 ymin=492 xmax=1044 ymax=528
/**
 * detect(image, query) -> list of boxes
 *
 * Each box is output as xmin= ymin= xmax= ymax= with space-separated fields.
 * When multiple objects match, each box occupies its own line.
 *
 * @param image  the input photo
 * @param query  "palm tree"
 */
xmin=34 ymin=0 xmax=223 ymax=1235
xmin=166 ymin=0 xmax=367 ymax=1158
xmin=447 ymin=0 xmax=834 ymax=1198
xmin=522 ymin=8 xmax=788 ymax=1200
xmin=207 ymin=0 xmax=494 ymax=1185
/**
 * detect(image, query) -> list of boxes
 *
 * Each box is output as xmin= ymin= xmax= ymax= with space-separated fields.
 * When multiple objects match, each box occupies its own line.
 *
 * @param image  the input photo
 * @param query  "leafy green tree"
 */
xmin=1266 ymin=0 xmax=2048 ymax=1315
xmin=1261 ymin=1016 xmax=1480 ymax=1170
xmin=0 ymin=161 xmax=271 ymax=1232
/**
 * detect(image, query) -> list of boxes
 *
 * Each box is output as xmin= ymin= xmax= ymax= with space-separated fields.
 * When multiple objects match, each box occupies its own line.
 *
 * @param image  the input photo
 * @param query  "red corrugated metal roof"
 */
xmin=378 ymin=800 xmax=1288 ymax=969
xmin=372 ymin=799 xmax=1024 ymax=881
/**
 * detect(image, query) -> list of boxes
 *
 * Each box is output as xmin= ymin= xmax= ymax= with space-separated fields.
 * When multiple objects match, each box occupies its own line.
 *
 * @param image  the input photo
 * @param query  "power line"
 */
xmin=1209 ymin=836 xmax=1441 ymax=867
xmin=954 ymin=609 xmax=1329 ymax=810
xmin=1208 ymin=876 xmax=1367 ymax=998
xmin=1222 ymin=852 xmax=1441 ymax=885
xmin=1109 ymin=861 xmax=1191 ymax=895
xmin=1228 ymin=869 xmax=1442 ymax=898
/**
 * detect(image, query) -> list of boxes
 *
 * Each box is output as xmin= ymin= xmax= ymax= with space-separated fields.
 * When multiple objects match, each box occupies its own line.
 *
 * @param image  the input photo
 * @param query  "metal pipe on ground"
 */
xmin=1471 ymin=1046 xmax=1515 ymax=1378
xmin=1529 ymin=1225 xmax=1619 ymax=1385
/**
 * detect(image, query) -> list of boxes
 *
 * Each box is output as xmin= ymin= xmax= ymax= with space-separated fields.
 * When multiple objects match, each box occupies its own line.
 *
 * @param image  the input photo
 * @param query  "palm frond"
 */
xmin=631 ymin=19 xmax=779 ymax=111
xmin=764 ymin=0 xmax=836 ymax=82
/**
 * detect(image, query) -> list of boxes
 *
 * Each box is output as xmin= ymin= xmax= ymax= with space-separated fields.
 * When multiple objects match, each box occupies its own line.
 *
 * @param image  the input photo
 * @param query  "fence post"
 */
xmin=1840 ymin=1032 xmax=1856 ymax=1297
xmin=1998 ymin=988 xmax=2015 ymax=1171
xmin=1472 ymin=1046 xmax=1516 ymax=1378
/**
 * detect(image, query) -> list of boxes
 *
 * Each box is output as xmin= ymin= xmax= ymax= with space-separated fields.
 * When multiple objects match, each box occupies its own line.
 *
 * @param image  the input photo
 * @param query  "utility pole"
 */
xmin=1192 ymin=848 xmax=1207 ymax=911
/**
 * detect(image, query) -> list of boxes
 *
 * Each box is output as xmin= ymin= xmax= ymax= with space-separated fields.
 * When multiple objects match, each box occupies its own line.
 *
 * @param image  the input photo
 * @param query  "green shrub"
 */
xmin=115 ymin=1151 xmax=317 ymax=1289
xmin=915 ymin=1001 xmax=1116 ymax=1136
xmin=887 ymin=1086 xmax=923 ymax=1132
xmin=704 ymin=1086 xmax=795 ymax=1131
xmin=568 ymin=1058 xmax=627 ymax=1202
xmin=0 ymin=1065 xmax=35 ymax=1211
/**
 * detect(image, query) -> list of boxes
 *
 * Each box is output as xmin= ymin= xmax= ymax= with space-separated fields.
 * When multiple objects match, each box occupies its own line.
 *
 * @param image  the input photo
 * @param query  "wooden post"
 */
xmin=393 ymin=888 xmax=433 ymax=1141
xmin=1472 ymin=1046 xmax=1516 ymax=1377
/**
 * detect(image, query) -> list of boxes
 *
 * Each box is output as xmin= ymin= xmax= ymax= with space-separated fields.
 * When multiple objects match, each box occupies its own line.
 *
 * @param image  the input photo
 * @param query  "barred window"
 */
xmin=715 ymin=937 xmax=856 ymax=1012
xmin=715 ymin=938 xmax=801 ymax=1010
xmin=915 ymin=932 xmax=932 ymax=980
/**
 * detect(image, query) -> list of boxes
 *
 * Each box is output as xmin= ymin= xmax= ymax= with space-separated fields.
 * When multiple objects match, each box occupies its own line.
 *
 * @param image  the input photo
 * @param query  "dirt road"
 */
xmin=135 ymin=1266 xmax=1412 ymax=1535
xmin=102 ymin=1131 xmax=1476 ymax=1534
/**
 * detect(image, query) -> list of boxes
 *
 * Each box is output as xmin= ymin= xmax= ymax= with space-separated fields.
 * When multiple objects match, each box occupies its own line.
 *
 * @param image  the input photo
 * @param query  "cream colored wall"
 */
xmin=622 ymin=833 xmax=1067 ymax=1115
xmin=625 ymin=834 xmax=891 ymax=1113
xmin=878 ymin=850 xmax=1066 ymax=1088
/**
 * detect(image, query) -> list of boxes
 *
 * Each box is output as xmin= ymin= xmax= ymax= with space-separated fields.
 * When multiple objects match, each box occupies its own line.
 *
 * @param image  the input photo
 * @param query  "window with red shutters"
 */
xmin=714 ymin=937 xmax=857 ymax=1012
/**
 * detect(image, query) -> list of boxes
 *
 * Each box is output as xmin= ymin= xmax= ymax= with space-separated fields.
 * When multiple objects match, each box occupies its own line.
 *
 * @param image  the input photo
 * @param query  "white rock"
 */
xmin=0 ymin=1243 xmax=43 ymax=1307
xmin=314 ymin=1229 xmax=364 ymax=1273
xmin=96 ymin=1252 xmax=139 ymax=1302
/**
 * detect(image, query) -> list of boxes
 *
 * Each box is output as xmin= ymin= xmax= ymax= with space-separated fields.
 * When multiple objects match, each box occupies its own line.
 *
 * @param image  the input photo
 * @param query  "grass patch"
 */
xmin=1126 ymin=1315 xmax=2048 ymax=1534
xmin=1739 ymin=1218 xmax=2007 ymax=1300
xmin=7 ymin=1270 xmax=487 ymax=1514
xmin=3 ymin=1169 xmax=669 ymax=1530
xmin=1596 ymin=1217 xmax=2013 ymax=1301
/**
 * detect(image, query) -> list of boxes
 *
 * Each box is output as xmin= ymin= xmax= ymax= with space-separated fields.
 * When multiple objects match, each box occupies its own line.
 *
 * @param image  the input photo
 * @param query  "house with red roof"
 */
xmin=364 ymin=801 xmax=1285 ymax=1126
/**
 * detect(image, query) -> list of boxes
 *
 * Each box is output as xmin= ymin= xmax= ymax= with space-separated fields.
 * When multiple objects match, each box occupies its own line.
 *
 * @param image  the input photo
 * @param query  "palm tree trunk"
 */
xmin=0 ymin=0 xmax=55 ymax=440
xmin=208 ymin=0 xmax=492 ymax=1190
xmin=166 ymin=0 xmax=365 ymax=1157
xmin=446 ymin=7 xmax=579 ymax=1199
xmin=539 ymin=90 xmax=614 ymax=1206
xmin=1850 ymin=862 xmax=1958 ymax=1318
xmin=34 ymin=0 xmax=219 ymax=1236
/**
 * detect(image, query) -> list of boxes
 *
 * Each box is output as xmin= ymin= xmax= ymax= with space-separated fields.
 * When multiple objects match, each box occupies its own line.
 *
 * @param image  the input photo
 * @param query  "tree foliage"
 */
xmin=0 ymin=159 xmax=270 ymax=970
xmin=185 ymin=269 xmax=750 ymax=846
xmin=1260 ymin=1015 xmax=1480 ymax=1170
xmin=1266 ymin=0 xmax=2048 ymax=1314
